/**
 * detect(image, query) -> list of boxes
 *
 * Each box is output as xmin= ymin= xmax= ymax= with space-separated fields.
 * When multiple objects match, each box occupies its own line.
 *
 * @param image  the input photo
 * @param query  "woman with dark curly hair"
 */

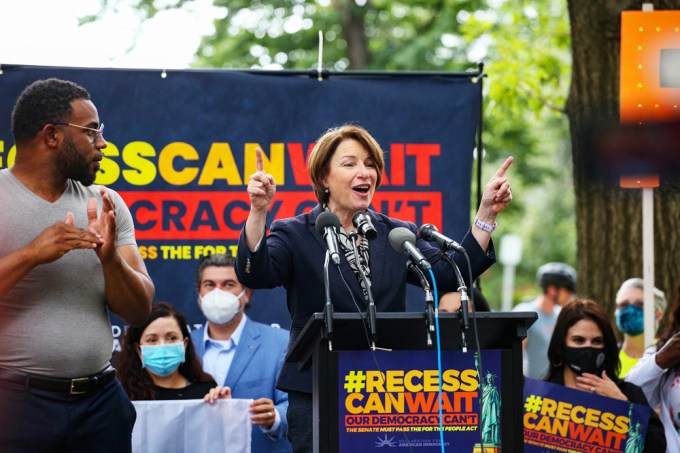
xmin=117 ymin=302 xmax=229 ymax=401
xmin=627 ymin=279 xmax=680 ymax=452
xmin=545 ymin=298 xmax=665 ymax=452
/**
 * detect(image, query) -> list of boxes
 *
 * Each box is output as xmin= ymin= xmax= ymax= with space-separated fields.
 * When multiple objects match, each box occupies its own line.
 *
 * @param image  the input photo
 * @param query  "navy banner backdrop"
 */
xmin=0 ymin=66 xmax=481 ymax=349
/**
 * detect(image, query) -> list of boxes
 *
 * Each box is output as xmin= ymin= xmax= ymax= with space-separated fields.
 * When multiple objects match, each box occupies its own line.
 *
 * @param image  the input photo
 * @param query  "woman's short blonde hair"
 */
xmin=307 ymin=124 xmax=385 ymax=204
xmin=616 ymin=278 xmax=667 ymax=313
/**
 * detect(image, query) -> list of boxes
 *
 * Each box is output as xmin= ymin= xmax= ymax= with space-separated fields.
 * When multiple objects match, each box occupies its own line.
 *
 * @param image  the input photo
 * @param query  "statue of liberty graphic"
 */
xmin=481 ymin=371 xmax=501 ymax=445
xmin=624 ymin=404 xmax=643 ymax=453
xmin=474 ymin=353 xmax=501 ymax=453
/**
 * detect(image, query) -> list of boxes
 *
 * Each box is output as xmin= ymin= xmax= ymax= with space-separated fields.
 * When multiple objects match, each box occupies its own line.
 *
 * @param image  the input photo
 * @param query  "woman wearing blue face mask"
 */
xmin=615 ymin=278 xmax=667 ymax=378
xmin=117 ymin=302 xmax=230 ymax=402
xmin=544 ymin=298 xmax=666 ymax=452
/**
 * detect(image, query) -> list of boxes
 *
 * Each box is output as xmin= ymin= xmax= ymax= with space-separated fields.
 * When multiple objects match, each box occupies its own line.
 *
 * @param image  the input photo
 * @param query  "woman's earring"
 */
xmin=324 ymin=188 xmax=329 ymax=194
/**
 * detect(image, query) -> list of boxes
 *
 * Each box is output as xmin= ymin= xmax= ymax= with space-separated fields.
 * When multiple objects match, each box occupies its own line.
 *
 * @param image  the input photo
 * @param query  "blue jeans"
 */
xmin=0 ymin=374 xmax=136 ymax=452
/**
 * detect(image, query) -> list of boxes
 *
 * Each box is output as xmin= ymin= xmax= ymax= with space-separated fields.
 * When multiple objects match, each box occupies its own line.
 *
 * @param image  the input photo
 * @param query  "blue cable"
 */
xmin=427 ymin=268 xmax=445 ymax=452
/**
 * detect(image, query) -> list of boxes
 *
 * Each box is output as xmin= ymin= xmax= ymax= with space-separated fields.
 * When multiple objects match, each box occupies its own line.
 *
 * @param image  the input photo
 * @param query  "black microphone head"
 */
xmin=352 ymin=211 xmax=378 ymax=241
xmin=388 ymin=227 xmax=416 ymax=252
xmin=316 ymin=211 xmax=342 ymax=235
xmin=417 ymin=223 xmax=438 ymax=241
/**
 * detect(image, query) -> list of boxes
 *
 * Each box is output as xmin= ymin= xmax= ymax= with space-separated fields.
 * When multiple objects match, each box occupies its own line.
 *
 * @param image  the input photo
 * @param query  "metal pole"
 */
xmin=642 ymin=187 xmax=655 ymax=348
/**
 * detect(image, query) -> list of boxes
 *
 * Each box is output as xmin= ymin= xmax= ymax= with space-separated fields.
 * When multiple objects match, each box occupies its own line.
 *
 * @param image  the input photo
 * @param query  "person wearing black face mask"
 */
xmin=544 ymin=298 xmax=666 ymax=452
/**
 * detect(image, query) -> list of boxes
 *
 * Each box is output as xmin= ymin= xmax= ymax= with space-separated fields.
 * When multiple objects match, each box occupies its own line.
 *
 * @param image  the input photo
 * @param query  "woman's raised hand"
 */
xmin=247 ymin=147 xmax=276 ymax=212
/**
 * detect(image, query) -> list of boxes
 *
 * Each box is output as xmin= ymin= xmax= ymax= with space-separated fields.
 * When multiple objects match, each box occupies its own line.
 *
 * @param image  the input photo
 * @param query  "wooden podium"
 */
xmin=288 ymin=311 xmax=536 ymax=452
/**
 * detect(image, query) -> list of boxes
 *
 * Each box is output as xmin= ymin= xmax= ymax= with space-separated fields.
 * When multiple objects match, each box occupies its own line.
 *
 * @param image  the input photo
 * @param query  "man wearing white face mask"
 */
xmin=190 ymin=253 xmax=291 ymax=453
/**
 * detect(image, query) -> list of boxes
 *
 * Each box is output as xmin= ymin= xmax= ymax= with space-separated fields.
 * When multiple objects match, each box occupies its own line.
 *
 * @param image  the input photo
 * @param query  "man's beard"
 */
xmin=58 ymin=136 xmax=97 ymax=186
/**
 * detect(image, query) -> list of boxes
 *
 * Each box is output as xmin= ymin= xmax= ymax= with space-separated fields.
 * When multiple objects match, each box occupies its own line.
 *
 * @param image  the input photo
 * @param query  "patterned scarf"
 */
xmin=322 ymin=206 xmax=372 ymax=302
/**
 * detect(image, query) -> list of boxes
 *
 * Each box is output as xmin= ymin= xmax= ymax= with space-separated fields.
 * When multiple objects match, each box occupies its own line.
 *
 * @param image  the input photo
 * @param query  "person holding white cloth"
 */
xmin=190 ymin=253 xmax=291 ymax=453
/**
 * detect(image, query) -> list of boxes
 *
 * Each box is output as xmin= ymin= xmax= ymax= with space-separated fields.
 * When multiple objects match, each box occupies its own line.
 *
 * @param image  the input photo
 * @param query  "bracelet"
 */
xmin=474 ymin=217 xmax=497 ymax=233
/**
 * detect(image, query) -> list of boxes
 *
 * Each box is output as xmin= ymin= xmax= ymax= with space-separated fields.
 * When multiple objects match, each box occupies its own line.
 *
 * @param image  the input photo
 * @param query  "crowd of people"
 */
xmin=1 ymin=76 xmax=677 ymax=453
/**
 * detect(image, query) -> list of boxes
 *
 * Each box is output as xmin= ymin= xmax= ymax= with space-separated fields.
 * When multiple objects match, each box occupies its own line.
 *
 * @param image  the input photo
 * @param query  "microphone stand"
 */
xmin=407 ymin=261 xmax=435 ymax=347
xmin=323 ymin=250 xmax=334 ymax=351
xmin=440 ymin=252 xmax=469 ymax=353
xmin=348 ymin=232 xmax=378 ymax=351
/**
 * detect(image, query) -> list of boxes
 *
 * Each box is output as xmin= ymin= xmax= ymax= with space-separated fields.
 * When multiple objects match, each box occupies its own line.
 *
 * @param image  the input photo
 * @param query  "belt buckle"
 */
xmin=69 ymin=377 xmax=91 ymax=395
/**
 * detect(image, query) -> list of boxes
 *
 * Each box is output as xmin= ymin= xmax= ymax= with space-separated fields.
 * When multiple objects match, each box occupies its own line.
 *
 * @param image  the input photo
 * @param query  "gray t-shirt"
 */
xmin=0 ymin=169 xmax=136 ymax=377
xmin=512 ymin=299 xmax=561 ymax=379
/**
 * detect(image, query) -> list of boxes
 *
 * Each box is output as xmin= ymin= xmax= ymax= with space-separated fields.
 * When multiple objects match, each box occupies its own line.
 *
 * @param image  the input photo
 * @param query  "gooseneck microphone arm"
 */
xmin=407 ymin=261 xmax=435 ymax=347
xmin=317 ymin=211 xmax=343 ymax=351
xmin=440 ymin=252 xmax=470 ymax=353
xmin=323 ymin=250 xmax=334 ymax=351
xmin=348 ymin=231 xmax=378 ymax=350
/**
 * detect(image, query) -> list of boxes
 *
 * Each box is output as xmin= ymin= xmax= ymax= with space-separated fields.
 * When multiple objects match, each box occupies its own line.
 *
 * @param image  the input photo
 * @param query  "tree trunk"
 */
xmin=338 ymin=2 xmax=370 ymax=69
xmin=567 ymin=0 xmax=680 ymax=317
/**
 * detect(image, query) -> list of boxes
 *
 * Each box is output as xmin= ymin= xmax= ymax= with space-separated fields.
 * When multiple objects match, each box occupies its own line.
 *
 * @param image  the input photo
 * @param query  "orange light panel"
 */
xmin=620 ymin=11 xmax=680 ymax=124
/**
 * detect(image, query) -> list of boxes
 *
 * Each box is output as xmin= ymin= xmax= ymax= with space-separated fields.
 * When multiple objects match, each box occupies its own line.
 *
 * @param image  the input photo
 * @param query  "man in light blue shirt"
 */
xmin=191 ymin=254 xmax=291 ymax=453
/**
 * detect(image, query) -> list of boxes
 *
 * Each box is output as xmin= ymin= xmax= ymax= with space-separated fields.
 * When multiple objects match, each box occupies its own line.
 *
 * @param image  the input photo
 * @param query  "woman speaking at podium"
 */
xmin=236 ymin=123 xmax=513 ymax=452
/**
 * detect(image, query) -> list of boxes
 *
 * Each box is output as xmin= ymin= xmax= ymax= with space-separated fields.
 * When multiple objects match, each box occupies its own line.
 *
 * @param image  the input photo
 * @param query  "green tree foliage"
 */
xmin=91 ymin=0 xmax=577 ymax=307
xmin=187 ymin=0 xmax=490 ymax=71
xmin=451 ymin=1 xmax=574 ymax=305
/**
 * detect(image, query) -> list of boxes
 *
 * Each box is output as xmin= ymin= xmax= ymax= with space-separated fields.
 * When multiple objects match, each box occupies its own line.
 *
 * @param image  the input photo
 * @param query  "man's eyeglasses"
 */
xmin=51 ymin=122 xmax=105 ymax=144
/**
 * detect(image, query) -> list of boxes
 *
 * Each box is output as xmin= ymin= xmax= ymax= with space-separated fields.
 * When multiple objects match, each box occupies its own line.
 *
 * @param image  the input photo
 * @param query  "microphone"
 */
xmin=352 ymin=211 xmax=377 ymax=241
xmin=418 ymin=224 xmax=465 ymax=253
xmin=316 ymin=211 xmax=342 ymax=266
xmin=388 ymin=227 xmax=431 ymax=271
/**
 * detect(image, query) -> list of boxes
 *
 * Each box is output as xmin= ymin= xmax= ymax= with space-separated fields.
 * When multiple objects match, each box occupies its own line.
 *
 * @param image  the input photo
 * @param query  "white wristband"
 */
xmin=474 ymin=217 xmax=496 ymax=233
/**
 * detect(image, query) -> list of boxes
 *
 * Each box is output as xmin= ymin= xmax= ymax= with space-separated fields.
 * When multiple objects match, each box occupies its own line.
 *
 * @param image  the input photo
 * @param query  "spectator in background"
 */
xmin=626 ymin=278 xmax=680 ymax=452
xmin=191 ymin=253 xmax=291 ymax=453
xmin=117 ymin=302 xmax=229 ymax=402
xmin=513 ymin=262 xmax=577 ymax=378
xmin=545 ymin=298 xmax=666 ymax=452
xmin=615 ymin=278 xmax=667 ymax=377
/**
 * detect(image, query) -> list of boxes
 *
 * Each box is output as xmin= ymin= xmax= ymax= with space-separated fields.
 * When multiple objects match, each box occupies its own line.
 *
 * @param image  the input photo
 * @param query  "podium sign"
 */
xmin=338 ymin=349 xmax=501 ymax=451
xmin=289 ymin=311 xmax=536 ymax=452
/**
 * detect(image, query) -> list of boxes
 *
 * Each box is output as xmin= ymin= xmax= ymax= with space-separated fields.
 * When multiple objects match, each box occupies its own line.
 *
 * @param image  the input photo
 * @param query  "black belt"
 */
xmin=0 ymin=367 xmax=116 ymax=395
